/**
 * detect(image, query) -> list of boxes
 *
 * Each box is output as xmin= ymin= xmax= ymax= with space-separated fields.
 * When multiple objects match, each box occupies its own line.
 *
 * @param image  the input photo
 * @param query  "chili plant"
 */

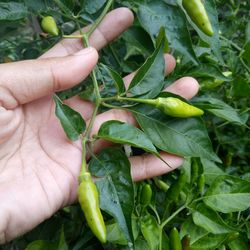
xmin=0 ymin=0 xmax=249 ymax=250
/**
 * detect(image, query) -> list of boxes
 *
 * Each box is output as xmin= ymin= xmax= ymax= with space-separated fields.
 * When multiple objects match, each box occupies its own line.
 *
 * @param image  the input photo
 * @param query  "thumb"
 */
xmin=0 ymin=47 xmax=98 ymax=109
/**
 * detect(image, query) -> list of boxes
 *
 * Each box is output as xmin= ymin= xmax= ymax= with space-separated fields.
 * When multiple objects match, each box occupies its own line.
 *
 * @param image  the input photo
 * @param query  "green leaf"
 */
xmin=180 ymin=217 xmax=208 ymax=245
xmin=241 ymin=42 xmax=250 ymax=67
xmin=25 ymin=227 xmax=68 ymax=250
xmin=53 ymin=95 xmax=86 ymax=141
xmin=100 ymin=64 xmax=126 ymax=94
xmin=25 ymin=241 xmax=57 ymax=250
xmin=193 ymin=96 xmax=247 ymax=126
xmin=190 ymin=233 xmax=228 ymax=250
xmin=97 ymin=120 xmax=159 ymax=156
xmin=89 ymin=148 xmax=134 ymax=245
xmin=192 ymin=203 xmax=234 ymax=234
xmin=155 ymin=27 xmax=169 ymax=53
xmin=204 ymin=175 xmax=250 ymax=213
xmin=107 ymin=222 xmax=127 ymax=245
xmin=84 ymin=0 xmax=106 ymax=14
xmin=24 ymin=0 xmax=47 ymax=12
xmin=246 ymin=20 xmax=250 ymax=43
xmin=232 ymin=76 xmax=250 ymax=98
xmin=246 ymin=222 xmax=250 ymax=240
xmin=130 ymin=105 xmax=220 ymax=162
xmin=122 ymin=26 xmax=154 ymax=58
xmin=127 ymin=36 xmax=165 ymax=98
xmin=186 ymin=64 xmax=231 ymax=81
xmin=57 ymin=228 xmax=68 ymax=250
xmin=0 ymin=2 xmax=28 ymax=21
xmin=228 ymin=236 xmax=249 ymax=250
xmin=201 ymin=158 xmax=224 ymax=185
xmin=140 ymin=213 xmax=161 ymax=250
xmin=138 ymin=1 xmax=198 ymax=64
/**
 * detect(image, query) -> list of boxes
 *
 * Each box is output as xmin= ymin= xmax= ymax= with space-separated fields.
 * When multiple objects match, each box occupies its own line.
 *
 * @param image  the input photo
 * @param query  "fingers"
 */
xmin=0 ymin=48 xmax=98 ymax=109
xmin=41 ymin=8 xmax=134 ymax=58
xmin=130 ymin=152 xmax=184 ymax=181
xmin=165 ymin=76 xmax=200 ymax=100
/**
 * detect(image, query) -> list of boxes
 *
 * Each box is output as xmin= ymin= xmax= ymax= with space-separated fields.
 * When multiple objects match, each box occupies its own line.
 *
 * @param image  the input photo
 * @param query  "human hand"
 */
xmin=0 ymin=8 xmax=199 ymax=244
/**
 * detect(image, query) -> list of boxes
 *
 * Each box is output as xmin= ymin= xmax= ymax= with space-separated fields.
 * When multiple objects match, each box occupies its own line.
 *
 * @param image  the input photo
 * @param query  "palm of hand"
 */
xmin=0 ymin=96 xmax=82 ymax=241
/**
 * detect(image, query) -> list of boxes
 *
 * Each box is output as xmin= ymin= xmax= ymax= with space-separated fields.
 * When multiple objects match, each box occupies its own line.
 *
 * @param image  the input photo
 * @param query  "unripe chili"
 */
xmin=141 ymin=184 xmax=153 ymax=207
xmin=78 ymin=172 xmax=106 ymax=243
xmin=166 ymin=172 xmax=187 ymax=202
xmin=197 ymin=174 xmax=205 ymax=194
xmin=155 ymin=97 xmax=204 ymax=118
xmin=191 ymin=158 xmax=199 ymax=185
xmin=169 ymin=227 xmax=182 ymax=250
xmin=156 ymin=179 xmax=170 ymax=192
xmin=182 ymin=0 xmax=214 ymax=36
xmin=41 ymin=16 xmax=59 ymax=36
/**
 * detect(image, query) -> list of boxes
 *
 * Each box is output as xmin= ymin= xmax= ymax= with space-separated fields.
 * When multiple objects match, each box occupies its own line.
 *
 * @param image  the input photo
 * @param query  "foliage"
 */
xmin=1 ymin=0 xmax=249 ymax=249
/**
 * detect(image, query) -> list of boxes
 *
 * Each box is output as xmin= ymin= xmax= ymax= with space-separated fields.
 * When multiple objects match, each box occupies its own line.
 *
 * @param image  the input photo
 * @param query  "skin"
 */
xmin=0 ymin=8 xmax=199 ymax=244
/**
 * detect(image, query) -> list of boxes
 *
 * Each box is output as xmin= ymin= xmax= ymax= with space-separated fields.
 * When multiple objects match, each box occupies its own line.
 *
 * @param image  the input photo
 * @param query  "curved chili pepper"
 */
xmin=182 ymin=0 xmax=214 ymax=36
xmin=78 ymin=172 xmax=106 ymax=243
xmin=155 ymin=97 xmax=204 ymax=118
xmin=166 ymin=172 xmax=187 ymax=202
xmin=141 ymin=184 xmax=153 ymax=207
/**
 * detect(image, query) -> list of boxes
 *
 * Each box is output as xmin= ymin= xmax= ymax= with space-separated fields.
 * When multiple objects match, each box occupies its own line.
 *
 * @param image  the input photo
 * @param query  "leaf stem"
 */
xmin=86 ymin=0 xmax=114 ymax=38
xmin=117 ymin=96 xmax=157 ymax=105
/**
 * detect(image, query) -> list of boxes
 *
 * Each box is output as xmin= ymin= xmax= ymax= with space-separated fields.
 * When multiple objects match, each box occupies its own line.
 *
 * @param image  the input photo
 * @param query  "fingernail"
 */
xmin=74 ymin=47 xmax=95 ymax=56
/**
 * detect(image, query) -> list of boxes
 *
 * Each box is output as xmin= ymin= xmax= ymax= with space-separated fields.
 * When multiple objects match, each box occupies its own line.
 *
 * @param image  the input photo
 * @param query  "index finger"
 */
xmin=41 ymin=8 xmax=134 ymax=59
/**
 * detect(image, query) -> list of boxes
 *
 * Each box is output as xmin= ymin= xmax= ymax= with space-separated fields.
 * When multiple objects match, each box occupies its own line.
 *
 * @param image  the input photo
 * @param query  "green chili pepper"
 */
xmin=41 ymin=16 xmax=59 ymax=36
xmin=182 ymin=234 xmax=191 ymax=250
xmin=120 ymin=96 xmax=203 ymax=118
xmin=166 ymin=172 xmax=187 ymax=202
xmin=78 ymin=172 xmax=106 ymax=243
xmin=154 ymin=178 xmax=170 ymax=192
xmin=169 ymin=227 xmax=182 ymax=250
xmin=140 ymin=213 xmax=160 ymax=250
xmin=141 ymin=184 xmax=153 ymax=207
xmin=182 ymin=0 xmax=214 ymax=36
xmin=224 ymin=232 xmax=239 ymax=244
xmin=190 ymin=158 xmax=199 ymax=185
xmin=197 ymin=174 xmax=205 ymax=194
xmin=155 ymin=97 xmax=204 ymax=118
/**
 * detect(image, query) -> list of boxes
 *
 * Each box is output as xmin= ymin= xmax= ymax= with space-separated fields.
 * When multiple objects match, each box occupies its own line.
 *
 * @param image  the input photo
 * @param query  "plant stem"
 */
xmin=63 ymin=35 xmax=83 ymax=39
xmin=149 ymin=205 xmax=161 ymax=225
xmin=159 ymin=204 xmax=186 ymax=250
xmin=85 ymin=104 xmax=99 ymax=139
xmin=220 ymin=35 xmax=242 ymax=52
xmin=77 ymin=0 xmax=114 ymax=177
xmin=160 ymin=204 xmax=186 ymax=229
xmin=79 ymin=137 xmax=88 ymax=182
xmin=86 ymin=0 xmax=114 ymax=37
